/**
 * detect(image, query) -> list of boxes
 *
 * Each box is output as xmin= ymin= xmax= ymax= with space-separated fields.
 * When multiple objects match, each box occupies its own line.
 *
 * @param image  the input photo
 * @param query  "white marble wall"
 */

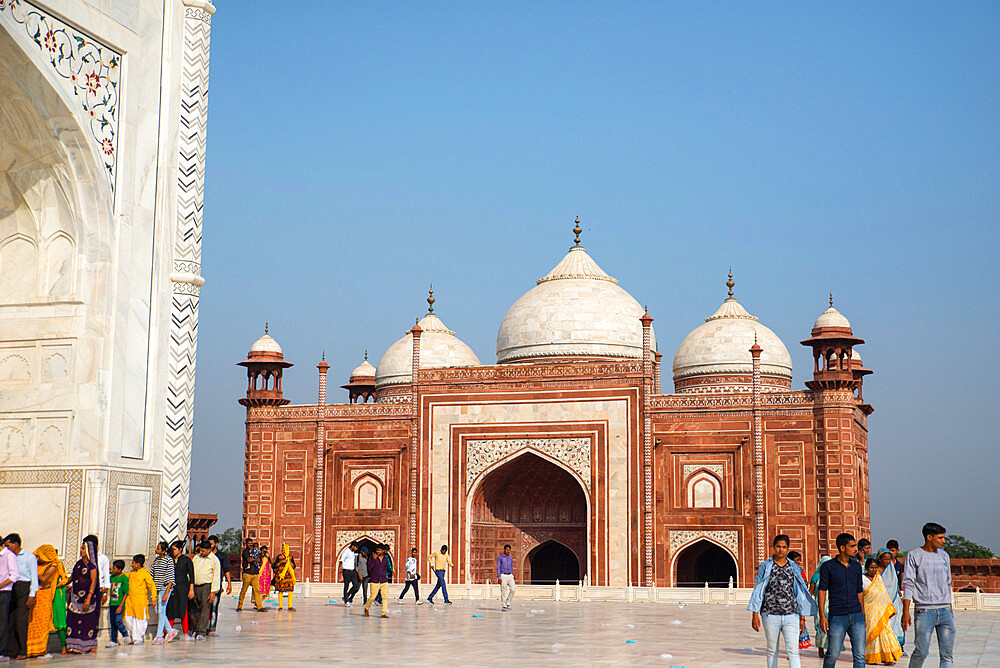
xmin=0 ymin=0 xmax=213 ymax=558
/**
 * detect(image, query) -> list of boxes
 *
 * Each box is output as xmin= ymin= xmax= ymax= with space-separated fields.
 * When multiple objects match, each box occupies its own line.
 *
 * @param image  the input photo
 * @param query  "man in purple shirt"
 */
xmin=496 ymin=544 xmax=515 ymax=611
xmin=0 ymin=531 xmax=18 ymax=656
xmin=364 ymin=545 xmax=390 ymax=619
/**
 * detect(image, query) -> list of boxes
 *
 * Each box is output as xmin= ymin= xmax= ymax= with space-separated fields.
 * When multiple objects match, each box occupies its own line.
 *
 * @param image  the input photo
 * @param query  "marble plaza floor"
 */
xmin=29 ymin=597 xmax=1000 ymax=667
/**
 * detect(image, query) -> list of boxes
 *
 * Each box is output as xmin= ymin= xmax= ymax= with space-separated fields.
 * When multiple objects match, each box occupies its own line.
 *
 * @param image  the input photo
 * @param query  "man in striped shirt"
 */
xmin=150 ymin=541 xmax=177 ymax=644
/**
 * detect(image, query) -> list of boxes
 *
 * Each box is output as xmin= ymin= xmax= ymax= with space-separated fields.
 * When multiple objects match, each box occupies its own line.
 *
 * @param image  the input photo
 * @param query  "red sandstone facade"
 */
xmin=239 ymin=237 xmax=873 ymax=588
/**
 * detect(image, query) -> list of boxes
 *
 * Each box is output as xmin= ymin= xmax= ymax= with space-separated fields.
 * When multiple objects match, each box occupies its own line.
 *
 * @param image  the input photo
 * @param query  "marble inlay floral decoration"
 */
xmin=0 ymin=0 xmax=121 ymax=197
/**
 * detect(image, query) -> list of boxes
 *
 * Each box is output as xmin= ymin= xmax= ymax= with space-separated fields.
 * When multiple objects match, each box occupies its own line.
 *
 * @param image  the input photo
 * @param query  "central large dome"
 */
xmin=496 ymin=241 xmax=654 ymax=363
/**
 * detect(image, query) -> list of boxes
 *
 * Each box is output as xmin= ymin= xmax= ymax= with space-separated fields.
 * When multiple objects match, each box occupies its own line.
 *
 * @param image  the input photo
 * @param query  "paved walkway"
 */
xmin=30 ymin=597 xmax=1000 ymax=666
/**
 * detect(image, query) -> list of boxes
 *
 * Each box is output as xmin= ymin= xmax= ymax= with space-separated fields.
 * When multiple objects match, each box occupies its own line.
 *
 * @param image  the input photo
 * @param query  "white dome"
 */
xmin=249 ymin=333 xmax=282 ymax=355
xmin=673 ymin=298 xmax=792 ymax=379
xmin=375 ymin=313 xmax=480 ymax=387
xmin=349 ymin=356 xmax=376 ymax=379
xmin=813 ymin=306 xmax=851 ymax=331
xmin=496 ymin=246 xmax=655 ymax=363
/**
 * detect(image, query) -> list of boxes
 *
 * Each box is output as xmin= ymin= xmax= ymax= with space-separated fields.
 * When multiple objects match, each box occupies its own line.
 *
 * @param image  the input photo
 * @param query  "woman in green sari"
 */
xmin=809 ymin=555 xmax=833 ymax=657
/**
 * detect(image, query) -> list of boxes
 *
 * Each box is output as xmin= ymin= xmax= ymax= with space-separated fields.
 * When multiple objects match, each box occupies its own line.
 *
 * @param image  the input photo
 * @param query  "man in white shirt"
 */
xmin=3 ymin=534 xmax=38 ymax=660
xmin=397 ymin=548 xmax=423 ymax=604
xmin=0 ymin=534 xmax=18 ymax=657
xmin=338 ymin=542 xmax=361 ymax=606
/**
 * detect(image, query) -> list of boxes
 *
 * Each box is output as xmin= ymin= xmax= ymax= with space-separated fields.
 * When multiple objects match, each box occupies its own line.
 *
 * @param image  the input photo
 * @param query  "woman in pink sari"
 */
xmin=259 ymin=546 xmax=272 ymax=599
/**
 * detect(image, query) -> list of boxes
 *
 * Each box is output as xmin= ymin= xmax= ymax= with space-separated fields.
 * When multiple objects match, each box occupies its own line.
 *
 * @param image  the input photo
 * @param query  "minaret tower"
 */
xmin=238 ymin=323 xmax=293 ymax=407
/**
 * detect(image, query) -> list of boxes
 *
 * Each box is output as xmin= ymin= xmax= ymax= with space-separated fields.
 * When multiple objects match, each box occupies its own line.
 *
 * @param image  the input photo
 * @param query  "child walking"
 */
xmin=105 ymin=560 xmax=130 ymax=647
xmin=125 ymin=554 xmax=156 ymax=644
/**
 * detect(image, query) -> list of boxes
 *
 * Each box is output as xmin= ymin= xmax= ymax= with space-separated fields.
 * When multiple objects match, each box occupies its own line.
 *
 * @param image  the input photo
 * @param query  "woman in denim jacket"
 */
xmin=747 ymin=534 xmax=819 ymax=668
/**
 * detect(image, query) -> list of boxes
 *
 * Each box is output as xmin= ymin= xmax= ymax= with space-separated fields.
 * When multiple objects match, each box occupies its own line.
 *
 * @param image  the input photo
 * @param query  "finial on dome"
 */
xmin=829 ymin=291 xmax=834 ymax=308
xmin=427 ymin=284 xmax=435 ymax=313
xmin=321 ymin=350 xmax=326 ymax=361
xmin=573 ymin=216 xmax=582 ymax=246
xmin=364 ymin=348 xmax=368 ymax=361
xmin=726 ymin=270 xmax=735 ymax=298
xmin=265 ymin=321 xmax=269 ymax=334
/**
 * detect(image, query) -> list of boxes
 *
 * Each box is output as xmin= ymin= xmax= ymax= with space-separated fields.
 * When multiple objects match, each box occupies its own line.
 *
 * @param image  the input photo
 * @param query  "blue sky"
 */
xmin=191 ymin=2 xmax=1000 ymax=553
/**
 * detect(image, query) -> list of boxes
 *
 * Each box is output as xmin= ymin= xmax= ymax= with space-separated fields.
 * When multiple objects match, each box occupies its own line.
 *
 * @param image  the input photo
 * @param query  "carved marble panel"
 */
xmin=669 ymin=529 xmax=739 ymax=557
xmin=336 ymin=529 xmax=396 ymax=556
xmin=466 ymin=438 xmax=591 ymax=491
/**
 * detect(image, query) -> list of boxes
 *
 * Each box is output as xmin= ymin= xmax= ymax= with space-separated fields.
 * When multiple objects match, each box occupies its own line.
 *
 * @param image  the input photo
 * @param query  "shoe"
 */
xmin=195 ymin=634 xmax=206 ymax=641
xmin=235 ymin=607 xmax=243 ymax=612
xmin=416 ymin=600 xmax=424 ymax=605
xmin=256 ymin=607 xmax=269 ymax=612
xmin=345 ymin=602 xmax=352 ymax=607
xmin=444 ymin=600 xmax=453 ymax=605
xmin=288 ymin=607 xmax=296 ymax=611
xmin=364 ymin=609 xmax=370 ymax=617
xmin=381 ymin=614 xmax=389 ymax=618
xmin=152 ymin=638 xmax=164 ymax=645
xmin=427 ymin=598 xmax=434 ymax=604
xmin=105 ymin=642 xmax=118 ymax=648
xmin=182 ymin=634 xmax=195 ymax=641
xmin=133 ymin=639 xmax=143 ymax=645
xmin=165 ymin=630 xmax=178 ymax=643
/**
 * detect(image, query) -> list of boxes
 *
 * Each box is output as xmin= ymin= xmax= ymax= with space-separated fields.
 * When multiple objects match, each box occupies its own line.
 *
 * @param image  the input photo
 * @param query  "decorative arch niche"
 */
xmin=352 ymin=474 xmax=384 ymax=510
xmin=687 ymin=471 xmax=722 ymax=508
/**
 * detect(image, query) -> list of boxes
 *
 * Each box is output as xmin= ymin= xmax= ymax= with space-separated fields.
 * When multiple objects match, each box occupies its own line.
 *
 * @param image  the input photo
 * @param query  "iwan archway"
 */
xmin=468 ymin=452 xmax=587 ymax=584
xmin=674 ymin=539 xmax=738 ymax=587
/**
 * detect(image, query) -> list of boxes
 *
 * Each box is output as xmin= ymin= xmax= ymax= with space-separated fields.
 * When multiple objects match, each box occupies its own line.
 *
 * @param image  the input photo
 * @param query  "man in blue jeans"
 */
xmin=748 ymin=534 xmax=818 ymax=668
xmin=902 ymin=522 xmax=955 ymax=667
xmin=818 ymin=532 xmax=865 ymax=668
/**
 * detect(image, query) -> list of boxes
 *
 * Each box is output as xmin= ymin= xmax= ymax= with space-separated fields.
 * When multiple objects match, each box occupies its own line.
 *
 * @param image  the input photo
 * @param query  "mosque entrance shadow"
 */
xmin=675 ymin=539 xmax=737 ymax=587
xmin=527 ymin=540 xmax=580 ymax=584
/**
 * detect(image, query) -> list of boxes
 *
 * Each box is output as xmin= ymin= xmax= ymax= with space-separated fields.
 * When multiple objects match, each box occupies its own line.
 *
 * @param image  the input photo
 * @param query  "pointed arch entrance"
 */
xmin=468 ymin=452 xmax=587 ymax=583
xmin=674 ymin=539 xmax=738 ymax=587
xmin=526 ymin=540 xmax=580 ymax=584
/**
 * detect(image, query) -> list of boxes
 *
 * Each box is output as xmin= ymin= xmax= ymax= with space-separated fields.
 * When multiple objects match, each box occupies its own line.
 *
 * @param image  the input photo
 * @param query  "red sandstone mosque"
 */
xmin=239 ymin=220 xmax=873 ymax=588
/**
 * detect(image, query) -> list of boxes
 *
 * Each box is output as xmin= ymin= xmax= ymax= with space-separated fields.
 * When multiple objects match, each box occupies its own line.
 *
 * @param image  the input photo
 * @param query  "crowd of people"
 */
xmin=0 ymin=522 xmax=960 ymax=665
xmin=748 ymin=522 xmax=955 ymax=668
xmin=0 ymin=532 xmax=298 ymax=661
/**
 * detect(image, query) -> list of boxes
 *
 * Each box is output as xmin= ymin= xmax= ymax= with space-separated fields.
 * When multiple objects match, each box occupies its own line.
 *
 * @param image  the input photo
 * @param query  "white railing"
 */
xmin=293 ymin=578 xmax=999 ymax=611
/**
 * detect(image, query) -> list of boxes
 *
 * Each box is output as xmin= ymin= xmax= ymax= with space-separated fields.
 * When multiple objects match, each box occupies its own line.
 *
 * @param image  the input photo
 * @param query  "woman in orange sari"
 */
xmin=862 ymin=558 xmax=902 ymax=665
xmin=26 ymin=544 xmax=67 ymax=657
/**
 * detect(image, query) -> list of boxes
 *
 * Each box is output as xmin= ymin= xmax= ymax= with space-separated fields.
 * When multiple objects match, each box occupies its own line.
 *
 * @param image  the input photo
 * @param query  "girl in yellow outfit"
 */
xmin=125 ymin=554 xmax=156 ymax=644
xmin=272 ymin=544 xmax=296 ymax=611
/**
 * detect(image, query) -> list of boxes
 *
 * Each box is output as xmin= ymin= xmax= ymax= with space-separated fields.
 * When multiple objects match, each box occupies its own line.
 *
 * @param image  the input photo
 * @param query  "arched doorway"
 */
xmin=469 ymin=452 xmax=587 ymax=583
xmin=674 ymin=540 xmax=737 ymax=587
xmin=527 ymin=540 xmax=580 ymax=584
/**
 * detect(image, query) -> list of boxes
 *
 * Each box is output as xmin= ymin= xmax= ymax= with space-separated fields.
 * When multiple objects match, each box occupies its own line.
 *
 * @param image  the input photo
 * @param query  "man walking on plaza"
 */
xmin=902 ymin=522 xmax=955 ymax=668
xmin=748 ymin=534 xmax=817 ymax=668
xmin=4 ymin=534 xmax=38 ymax=660
xmin=364 ymin=545 xmax=391 ymax=619
xmin=399 ymin=548 xmax=422 ymax=604
xmin=817 ymin=532 xmax=865 ymax=668
xmin=237 ymin=538 xmax=265 ymax=612
xmin=427 ymin=544 xmax=453 ymax=605
xmin=339 ymin=542 xmax=361 ymax=606
xmin=496 ymin=544 xmax=516 ymax=611
xmin=208 ymin=535 xmax=231 ymax=634
xmin=191 ymin=541 xmax=219 ymax=640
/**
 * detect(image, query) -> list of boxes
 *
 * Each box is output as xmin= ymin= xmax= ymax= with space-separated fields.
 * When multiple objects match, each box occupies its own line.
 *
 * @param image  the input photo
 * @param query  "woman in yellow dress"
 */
xmin=862 ymin=558 xmax=903 ymax=665
xmin=26 ymin=545 xmax=65 ymax=657
xmin=272 ymin=544 xmax=296 ymax=611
